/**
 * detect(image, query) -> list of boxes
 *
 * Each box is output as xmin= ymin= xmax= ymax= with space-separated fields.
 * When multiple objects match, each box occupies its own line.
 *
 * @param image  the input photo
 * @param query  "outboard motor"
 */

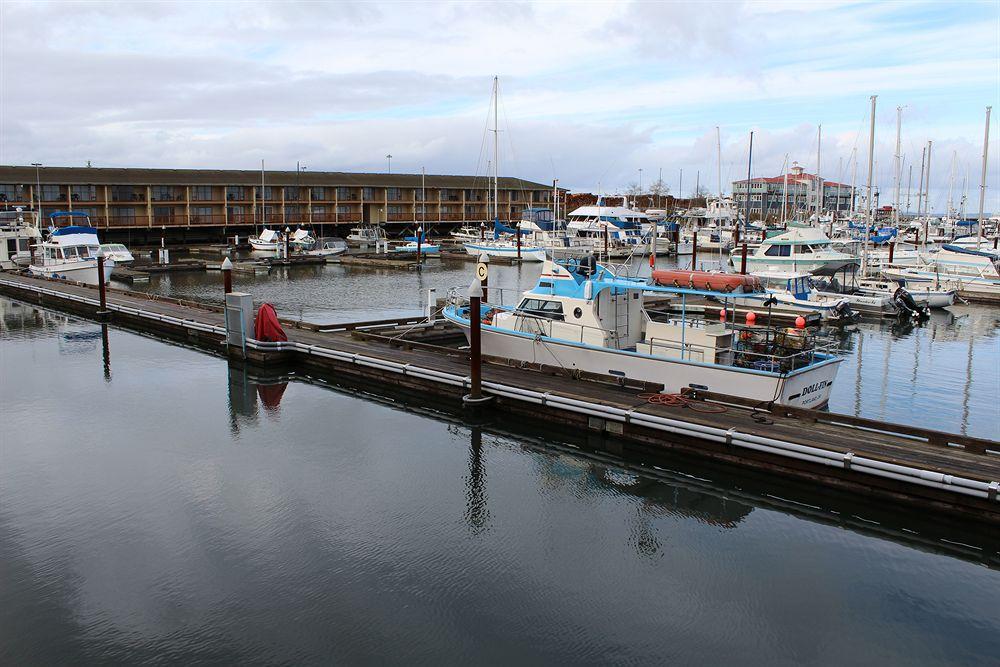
xmin=892 ymin=286 xmax=930 ymax=320
xmin=831 ymin=300 xmax=859 ymax=324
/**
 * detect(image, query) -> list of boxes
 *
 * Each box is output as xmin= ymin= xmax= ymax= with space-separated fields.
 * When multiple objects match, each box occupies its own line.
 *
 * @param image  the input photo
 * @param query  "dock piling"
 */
xmin=96 ymin=249 xmax=110 ymax=321
xmin=463 ymin=276 xmax=492 ymax=408
xmin=222 ymin=257 xmax=233 ymax=294
xmin=740 ymin=242 xmax=748 ymax=275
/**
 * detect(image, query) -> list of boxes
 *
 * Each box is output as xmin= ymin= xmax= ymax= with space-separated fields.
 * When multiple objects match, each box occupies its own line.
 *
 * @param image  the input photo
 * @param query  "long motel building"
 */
xmin=0 ymin=165 xmax=563 ymax=241
xmin=732 ymin=162 xmax=856 ymax=220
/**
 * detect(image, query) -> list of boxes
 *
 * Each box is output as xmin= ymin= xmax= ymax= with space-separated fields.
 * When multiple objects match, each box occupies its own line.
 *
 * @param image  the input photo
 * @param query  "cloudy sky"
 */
xmin=1 ymin=1 xmax=997 ymax=210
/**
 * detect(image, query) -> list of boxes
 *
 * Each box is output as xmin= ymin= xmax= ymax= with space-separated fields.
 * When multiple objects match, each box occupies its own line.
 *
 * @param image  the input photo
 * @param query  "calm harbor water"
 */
xmin=126 ymin=255 xmax=1000 ymax=439
xmin=2 ymin=297 xmax=999 ymax=664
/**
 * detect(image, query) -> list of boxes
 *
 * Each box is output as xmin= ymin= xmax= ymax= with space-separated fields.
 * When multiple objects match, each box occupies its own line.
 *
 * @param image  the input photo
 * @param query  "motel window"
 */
xmin=71 ymin=185 xmax=96 ymax=201
xmin=387 ymin=205 xmax=404 ymax=215
xmin=335 ymin=187 xmax=352 ymax=199
xmin=0 ymin=184 xmax=24 ymax=202
xmin=362 ymin=187 xmax=377 ymax=200
xmin=387 ymin=188 xmax=402 ymax=201
xmin=335 ymin=205 xmax=350 ymax=214
xmin=226 ymin=186 xmax=247 ymax=201
xmin=416 ymin=204 xmax=428 ymax=214
xmin=191 ymin=206 xmax=213 ymax=222
xmin=111 ymin=186 xmax=143 ymax=202
xmin=441 ymin=205 xmax=453 ymax=213
xmin=255 ymin=186 xmax=276 ymax=200
xmin=41 ymin=185 xmax=62 ymax=201
xmin=152 ymin=186 xmax=179 ymax=201
xmin=116 ymin=207 xmax=136 ymax=222
xmin=285 ymin=186 xmax=300 ymax=201
xmin=191 ymin=186 xmax=213 ymax=201
xmin=312 ymin=187 xmax=329 ymax=200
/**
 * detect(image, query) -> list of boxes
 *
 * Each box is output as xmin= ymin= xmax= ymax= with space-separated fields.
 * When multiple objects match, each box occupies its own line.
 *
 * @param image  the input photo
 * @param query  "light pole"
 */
xmin=638 ymin=168 xmax=643 ymax=196
xmin=386 ymin=154 xmax=393 ymax=174
xmin=31 ymin=162 xmax=42 ymax=225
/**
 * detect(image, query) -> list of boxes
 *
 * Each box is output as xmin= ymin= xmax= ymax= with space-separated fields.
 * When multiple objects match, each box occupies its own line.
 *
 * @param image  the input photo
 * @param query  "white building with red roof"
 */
xmin=732 ymin=162 xmax=855 ymax=221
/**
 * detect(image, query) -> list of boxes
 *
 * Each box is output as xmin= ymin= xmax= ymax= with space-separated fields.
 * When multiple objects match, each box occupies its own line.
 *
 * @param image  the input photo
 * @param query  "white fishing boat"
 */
xmin=735 ymin=227 xmax=858 ymax=275
xmin=443 ymin=257 xmax=842 ymax=408
xmin=28 ymin=223 xmax=114 ymax=285
xmin=393 ymin=241 xmax=440 ymax=254
xmin=249 ymin=228 xmax=281 ymax=251
xmin=0 ymin=208 xmax=42 ymax=269
xmin=451 ymin=225 xmax=486 ymax=242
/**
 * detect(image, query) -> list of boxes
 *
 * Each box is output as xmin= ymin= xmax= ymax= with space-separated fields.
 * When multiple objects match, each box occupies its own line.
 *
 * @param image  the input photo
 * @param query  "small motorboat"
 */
xmin=304 ymin=238 xmax=348 ymax=258
xmin=99 ymin=243 xmax=135 ymax=265
xmin=857 ymin=277 xmax=956 ymax=309
xmin=392 ymin=241 xmax=439 ymax=254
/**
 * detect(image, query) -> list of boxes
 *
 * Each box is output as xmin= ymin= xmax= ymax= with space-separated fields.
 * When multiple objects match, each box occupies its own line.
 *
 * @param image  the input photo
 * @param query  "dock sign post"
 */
xmin=477 ymin=254 xmax=489 ymax=303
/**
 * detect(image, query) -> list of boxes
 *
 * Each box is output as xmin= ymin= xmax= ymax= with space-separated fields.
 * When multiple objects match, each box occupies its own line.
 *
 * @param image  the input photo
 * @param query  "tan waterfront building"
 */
xmin=0 ymin=165 xmax=561 ymax=234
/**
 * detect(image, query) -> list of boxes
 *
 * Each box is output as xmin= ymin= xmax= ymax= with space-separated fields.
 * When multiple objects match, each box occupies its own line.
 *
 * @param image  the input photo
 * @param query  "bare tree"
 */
xmin=649 ymin=178 xmax=669 ymax=207
xmin=624 ymin=181 xmax=642 ymax=197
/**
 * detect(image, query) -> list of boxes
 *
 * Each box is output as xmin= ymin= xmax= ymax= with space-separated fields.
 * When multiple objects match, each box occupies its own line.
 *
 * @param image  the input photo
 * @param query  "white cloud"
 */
xmin=1 ymin=0 xmax=996 ymax=209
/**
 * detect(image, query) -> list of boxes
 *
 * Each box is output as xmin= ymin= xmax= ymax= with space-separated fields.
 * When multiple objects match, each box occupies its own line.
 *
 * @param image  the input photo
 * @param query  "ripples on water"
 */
xmin=125 ymin=255 xmax=1000 ymax=439
xmin=1 ymin=298 xmax=999 ymax=664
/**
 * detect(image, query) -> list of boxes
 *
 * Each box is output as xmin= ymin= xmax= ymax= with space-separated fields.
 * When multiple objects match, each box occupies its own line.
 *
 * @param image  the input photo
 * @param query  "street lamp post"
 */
xmin=31 ymin=162 xmax=42 ymax=225
xmin=386 ymin=154 xmax=393 ymax=174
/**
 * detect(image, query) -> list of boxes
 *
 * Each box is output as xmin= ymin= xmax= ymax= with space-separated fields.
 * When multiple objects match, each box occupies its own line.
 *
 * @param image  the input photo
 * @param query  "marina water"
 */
xmin=2 ymin=296 xmax=999 ymax=663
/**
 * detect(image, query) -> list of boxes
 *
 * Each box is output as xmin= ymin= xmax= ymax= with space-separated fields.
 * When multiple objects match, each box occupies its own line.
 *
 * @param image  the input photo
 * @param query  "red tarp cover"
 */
xmin=254 ymin=303 xmax=287 ymax=342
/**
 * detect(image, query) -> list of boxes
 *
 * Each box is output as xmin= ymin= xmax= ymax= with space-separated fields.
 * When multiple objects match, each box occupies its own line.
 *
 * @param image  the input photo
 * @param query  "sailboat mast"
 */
xmin=744 ymin=131 xmax=753 ymax=228
xmin=977 ymin=106 xmax=992 ymax=246
xmin=862 ymin=95 xmax=876 ymax=276
xmin=781 ymin=153 xmax=789 ymax=223
xmin=493 ymin=76 xmax=499 ymax=223
xmin=816 ymin=124 xmax=822 ymax=222
xmin=850 ymin=148 xmax=857 ymax=218
xmin=924 ymin=141 xmax=933 ymax=244
xmin=947 ymin=151 xmax=957 ymax=219
xmin=906 ymin=164 xmax=913 ymax=215
xmin=716 ymin=126 xmax=722 ymax=199
xmin=260 ymin=159 xmax=265 ymax=229
xmin=893 ymin=106 xmax=902 ymax=226
xmin=916 ymin=147 xmax=926 ymax=221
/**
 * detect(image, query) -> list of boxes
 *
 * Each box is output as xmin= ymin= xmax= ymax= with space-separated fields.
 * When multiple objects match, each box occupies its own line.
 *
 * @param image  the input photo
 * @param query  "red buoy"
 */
xmin=745 ymin=311 xmax=756 ymax=325
xmin=795 ymin=315 xmax=806 ymax=329
xmin=719 ymin=308 xmax=727 ymax=322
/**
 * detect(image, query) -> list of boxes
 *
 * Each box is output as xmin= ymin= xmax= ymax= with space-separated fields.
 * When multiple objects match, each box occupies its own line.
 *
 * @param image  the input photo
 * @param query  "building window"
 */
xmin=387 ymin=187 xmax=402 ymax=201
xmin=226 ymin=186 xmax=247 ymax=201
xmin=152 ymin=186 xmax=180 ymax=201
xmin=0 ymin=184 xmax=25 ymax=202
xmin=441 ymin=189 xmax=459 ymax=202
xmin=254 ymin=186 xmax=276 ymax=201
xmin=416 ymin=204 xmax=428 ymax=214
xmin=441 ymin=205 xmax=453 ymax=213
xmin=191 ymin=186 xmax=213 ymax=201
xmin=335 ymin=187 xmax=352 ymax=199
xmin=312 ymin=187 xmax=329 ymax=200
xmin=362 ymin=187 xmax=377 ymax=200
xmin=115 ymin=207 xmax=136 ymax=223
xmin=70 ymin=185 xmax=96 ymax=202
xmin=41 ymin=185 xmax=62 ymax=201
xmin=415 ymin=189 xmax=428 ymax=202
xmin=285 ymin=186 xmax=300 ymax=201
xmin=335 ymin=204 xmax=350 ymax=214
xmin=510 ymin=191 xmax=520 ymax=201
xmin=191 ymin=206 xmax=213 ymax=223
xmin=111 ymin=186 xmax=144 ymax=202
xmin=387 ymin=205 xmax=404 ymax=215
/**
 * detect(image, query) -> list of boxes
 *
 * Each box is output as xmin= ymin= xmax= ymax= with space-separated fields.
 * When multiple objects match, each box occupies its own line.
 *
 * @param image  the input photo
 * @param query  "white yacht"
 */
xmin=29 ymin=224 xmax=114 ymax=285
xmin=303 ymin=237 xmax=348 ymax=258
xmin=682 ymin=198 xmax=738 ymax=251
xmin=249 ymin=228 xmax=281 ymax=251
xmin=98 ymin=243 xmax=135 ymax=265
xmin=735 ymin=227 xmax=858 ymax=275
xmin=346 ymin=224 xmax=387 ymax=246
xmin=565 ymin=202 xmax=649 ymax=258
xmin=444 ymin=257 xmax=842 ymax=408
xmin=0 ymin=208 xmax=42 ymax=269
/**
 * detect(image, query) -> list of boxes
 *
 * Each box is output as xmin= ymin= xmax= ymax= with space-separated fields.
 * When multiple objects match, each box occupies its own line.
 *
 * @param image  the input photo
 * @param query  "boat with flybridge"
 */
xmin=444 ymin=256 xmax=842 ymax=408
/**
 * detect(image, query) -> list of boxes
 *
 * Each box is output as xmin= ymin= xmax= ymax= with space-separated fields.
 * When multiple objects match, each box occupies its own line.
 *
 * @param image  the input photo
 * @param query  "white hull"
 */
xmin=464 ymin=242 xmax=546 ymax=262
xmin=742 ymin=257 xmax=856 ymax=275
xmin=29 ymin=259 xmax=114 ymax=285
xmin=448 ymin=313 xmax=839 ymax=409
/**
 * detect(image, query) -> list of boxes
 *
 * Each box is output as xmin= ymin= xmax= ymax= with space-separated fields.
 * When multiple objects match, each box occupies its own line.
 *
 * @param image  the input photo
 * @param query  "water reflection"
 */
xmin=101 ymin=323 xmax=111 ymax=382
xmin=226 ymin=364 xmax=290 ymax=434
xmin=463 ymin=426 xmax=491 ymax=534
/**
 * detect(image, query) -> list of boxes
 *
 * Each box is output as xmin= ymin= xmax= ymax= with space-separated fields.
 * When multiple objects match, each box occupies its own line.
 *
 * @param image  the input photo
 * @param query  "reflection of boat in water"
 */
xmin=444 ymin=256 xmax=843 ymax=407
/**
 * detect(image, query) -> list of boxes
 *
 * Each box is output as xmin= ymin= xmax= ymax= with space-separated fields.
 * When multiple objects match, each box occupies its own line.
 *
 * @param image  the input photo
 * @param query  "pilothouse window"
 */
xmin=517 ymin=298 xmax=565 ymax=321
xmin=765 ymin=244 xmax=791 ymax=257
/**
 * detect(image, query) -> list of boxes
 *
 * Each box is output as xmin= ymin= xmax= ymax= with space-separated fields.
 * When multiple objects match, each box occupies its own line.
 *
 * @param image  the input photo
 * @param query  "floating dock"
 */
xmin=1 ymin=271 xmax=997 ymax=525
